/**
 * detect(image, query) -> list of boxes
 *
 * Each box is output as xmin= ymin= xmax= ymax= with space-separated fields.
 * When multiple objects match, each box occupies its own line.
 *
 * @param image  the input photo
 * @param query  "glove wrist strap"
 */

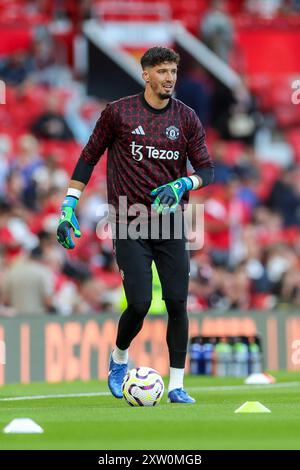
xmin=188 ymin=175 xmax=201 ymax=190
xmin=67 ymin=188 xmax=82 ymax=199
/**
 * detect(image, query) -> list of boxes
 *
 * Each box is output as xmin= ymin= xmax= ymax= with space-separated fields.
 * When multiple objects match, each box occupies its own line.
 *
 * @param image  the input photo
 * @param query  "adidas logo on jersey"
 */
xmin=131 ymin=126 xmax=145 ymax=135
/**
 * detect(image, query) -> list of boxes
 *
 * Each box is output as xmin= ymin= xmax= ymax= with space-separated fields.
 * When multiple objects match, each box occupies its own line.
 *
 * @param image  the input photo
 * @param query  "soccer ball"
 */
xmin=122 ymin=367 xmax=164 ymax=407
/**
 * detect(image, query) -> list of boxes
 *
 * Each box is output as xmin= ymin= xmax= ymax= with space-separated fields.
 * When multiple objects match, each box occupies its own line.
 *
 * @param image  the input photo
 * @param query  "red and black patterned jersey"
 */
xmin=80 ymin=93 xmax=213 ymax=217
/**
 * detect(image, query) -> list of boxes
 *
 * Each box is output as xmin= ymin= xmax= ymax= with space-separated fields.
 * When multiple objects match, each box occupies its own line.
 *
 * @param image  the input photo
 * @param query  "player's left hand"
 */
xmin=151 ymin=177 xmax=192 ymax=214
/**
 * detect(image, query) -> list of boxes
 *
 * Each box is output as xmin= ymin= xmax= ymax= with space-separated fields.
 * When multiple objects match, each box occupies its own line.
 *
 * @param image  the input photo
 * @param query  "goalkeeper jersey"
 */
xmin=80 ymin=93 xmax=213 ymax=219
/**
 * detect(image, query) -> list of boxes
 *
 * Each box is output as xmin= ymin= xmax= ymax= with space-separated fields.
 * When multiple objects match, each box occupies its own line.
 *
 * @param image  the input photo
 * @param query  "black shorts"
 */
xmin=113 ymin=216 xmax=190 ymax=304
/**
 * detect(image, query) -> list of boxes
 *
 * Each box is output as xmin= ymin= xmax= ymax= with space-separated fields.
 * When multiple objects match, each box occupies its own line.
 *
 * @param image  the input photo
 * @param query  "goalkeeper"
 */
xmin=57 ymin=47 xmax=214 ymax=403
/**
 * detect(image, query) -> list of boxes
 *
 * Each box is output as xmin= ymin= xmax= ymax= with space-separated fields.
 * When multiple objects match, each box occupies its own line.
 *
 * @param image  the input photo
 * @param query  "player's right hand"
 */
xmin=57 ymin=196 xmax=81 ymax=249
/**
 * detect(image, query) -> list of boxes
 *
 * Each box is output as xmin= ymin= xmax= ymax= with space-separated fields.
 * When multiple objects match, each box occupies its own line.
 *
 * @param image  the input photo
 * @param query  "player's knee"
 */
xmin=127 ymin=301 xmax=151 ymax=319
xmin=165 ymin=299 xmax=187 ymax=318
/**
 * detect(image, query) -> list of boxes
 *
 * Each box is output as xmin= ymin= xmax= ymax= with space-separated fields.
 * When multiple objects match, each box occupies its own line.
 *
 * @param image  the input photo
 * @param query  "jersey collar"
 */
xmin=140 ymin=93 xmax=172 ymax=114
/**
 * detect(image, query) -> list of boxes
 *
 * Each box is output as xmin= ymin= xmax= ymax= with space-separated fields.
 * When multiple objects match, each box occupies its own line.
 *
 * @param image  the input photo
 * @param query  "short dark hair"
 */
xmin=140 ymin=46 xmax=180 ymax=69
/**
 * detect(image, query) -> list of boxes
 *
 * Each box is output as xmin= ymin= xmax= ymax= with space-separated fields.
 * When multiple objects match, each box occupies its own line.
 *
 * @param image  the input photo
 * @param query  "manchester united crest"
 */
xmin=165 ymin=125 xmax=179 ymax=141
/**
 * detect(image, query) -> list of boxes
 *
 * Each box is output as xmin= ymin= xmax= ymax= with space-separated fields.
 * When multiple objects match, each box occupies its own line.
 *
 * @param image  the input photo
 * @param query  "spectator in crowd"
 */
xmin=42 ymin=243 xmax=79 ymax=316
xmin=1 ymin=1 xmax=300 ymax=316
xmin=267 ymin=167 xmax=300 ymax=226
xmin=10 ymin=134 xmax=44 ymax=210
xmin=281 ymin=264 xmax=300 ymax=306
xmin=0 ymin=135 xmax=11 ymax=196
xmin=1 ymin=246 xmax=55 ymax=315
xmin=31 ymin=94 xmax=74 ymax=141
xmin=33 ymin=153 xmax=69 ymax=197
xmin=211 ymin=79 xmax=259 ymax=145
xmin=176 ymin=64 xmax=212 ymax=127
xmin=29 ymin=27 xmax=72 ymax=87
xmin=255 ymin=128 xmax=294 ymax=168
xmin=200 ymin=0 xmax=234 ymax=63
xmin=212 ymin=141 xmax=234 ymax=184
xmin=204 ymin=177 xmax=251 ymax=269
xmin=75 ymin=277 xmax=107 ymax=315
xmin=0 ymin=50 xmax=34 ymax=86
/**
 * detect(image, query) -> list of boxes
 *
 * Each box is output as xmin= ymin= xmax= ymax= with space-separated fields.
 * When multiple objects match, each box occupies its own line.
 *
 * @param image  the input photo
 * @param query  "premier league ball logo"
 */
xmin=165 ymin=125 xmax=179 ymax=141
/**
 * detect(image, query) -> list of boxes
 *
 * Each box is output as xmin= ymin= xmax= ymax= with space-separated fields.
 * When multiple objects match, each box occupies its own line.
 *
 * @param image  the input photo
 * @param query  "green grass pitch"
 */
xmin=0 ymin=372 xmax=299 ymax=450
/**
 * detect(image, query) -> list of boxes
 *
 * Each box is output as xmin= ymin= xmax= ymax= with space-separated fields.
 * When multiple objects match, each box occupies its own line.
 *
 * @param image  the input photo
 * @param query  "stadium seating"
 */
xmin=0 ymin=0 xmax=300 ymax=314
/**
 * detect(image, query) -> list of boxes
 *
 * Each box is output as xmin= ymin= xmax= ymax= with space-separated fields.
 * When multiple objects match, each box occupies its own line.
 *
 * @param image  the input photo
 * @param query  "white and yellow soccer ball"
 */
xmin=122 ymin=367 xmax=164 ymax=407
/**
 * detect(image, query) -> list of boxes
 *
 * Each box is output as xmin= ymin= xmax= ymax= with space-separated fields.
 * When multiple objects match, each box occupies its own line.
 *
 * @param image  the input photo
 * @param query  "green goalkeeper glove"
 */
xmin=151 ymin=177 xmax=193 ymax=214
xmin=57 ymin=196 xmax=81 ymax=249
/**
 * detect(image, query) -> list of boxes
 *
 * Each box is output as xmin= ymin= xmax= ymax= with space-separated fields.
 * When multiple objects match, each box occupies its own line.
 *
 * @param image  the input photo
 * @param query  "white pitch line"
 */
xmin=0 ymin=381 xmax=299 ymax=402
xmin=189 ymin=381 xmax=300 ymax=392
xmin=0 ymin=392 xmax=110 ymax=402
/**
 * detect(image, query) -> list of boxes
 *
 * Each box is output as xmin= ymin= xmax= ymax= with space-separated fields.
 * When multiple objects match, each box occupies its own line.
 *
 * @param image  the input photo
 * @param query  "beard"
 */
xmin=149 ymin=81 xmax=173 ymax=100
xmin=158 ymin=91 xmax=172 ymax=100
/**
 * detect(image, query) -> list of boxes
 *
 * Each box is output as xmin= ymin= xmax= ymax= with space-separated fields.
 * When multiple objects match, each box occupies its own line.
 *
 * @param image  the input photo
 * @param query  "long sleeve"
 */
xmin=80 ymin=104 xmax=118 ymax=166
xmin=186 ymin=110 xmax=214 ymax=170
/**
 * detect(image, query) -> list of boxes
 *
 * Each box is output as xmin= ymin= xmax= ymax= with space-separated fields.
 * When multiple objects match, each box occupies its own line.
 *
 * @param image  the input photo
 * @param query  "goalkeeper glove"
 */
xmin=57 ymin=196 xmax=81 ymax=249
xmin=151 ymin=177 xmax=193 ymax=214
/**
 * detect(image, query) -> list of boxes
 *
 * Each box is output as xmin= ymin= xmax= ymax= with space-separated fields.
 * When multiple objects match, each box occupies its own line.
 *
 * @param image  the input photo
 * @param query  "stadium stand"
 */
xmin=0 ymin=0 xmax=300 ymax=316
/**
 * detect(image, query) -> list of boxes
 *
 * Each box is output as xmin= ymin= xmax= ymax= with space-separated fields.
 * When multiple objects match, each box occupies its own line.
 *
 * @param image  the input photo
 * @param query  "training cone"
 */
xmin=244 ymin=373 xmax=276 ymax=385
xmin=3 ymin=418 xmax=44 ymax=434
xmin=235 ymin=401 xmax=271 ymax=413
